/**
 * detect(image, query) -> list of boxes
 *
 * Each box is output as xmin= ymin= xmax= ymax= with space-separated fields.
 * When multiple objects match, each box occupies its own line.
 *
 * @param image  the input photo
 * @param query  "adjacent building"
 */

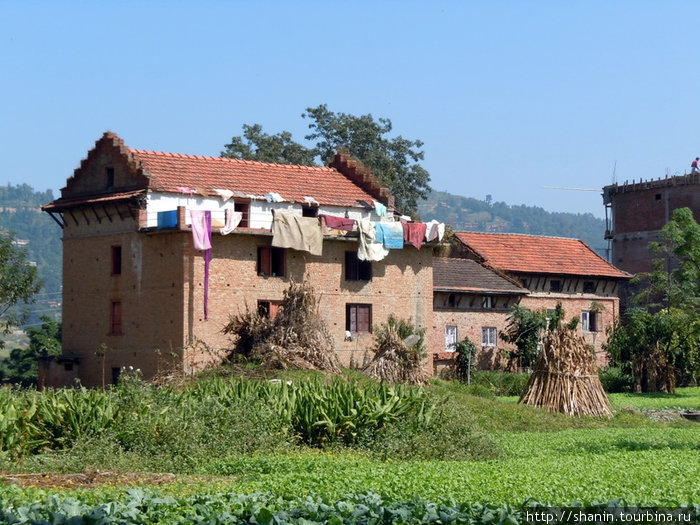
xmin=447 ymin=232 xmax=631 ymax=366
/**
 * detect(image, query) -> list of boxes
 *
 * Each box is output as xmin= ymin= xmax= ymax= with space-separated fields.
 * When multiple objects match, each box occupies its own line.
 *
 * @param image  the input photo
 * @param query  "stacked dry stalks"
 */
xmin=223 ymin=281 xmax=340 ymax=373
xmin=364 ymin=324 xmax=428 ymax=385
xmin=519 ymin=326 xmax=612 ymax=417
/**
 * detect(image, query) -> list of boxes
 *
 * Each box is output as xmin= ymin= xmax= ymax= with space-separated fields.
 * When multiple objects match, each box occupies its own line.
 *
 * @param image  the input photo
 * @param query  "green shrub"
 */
xmin=471 ymin=371 xmax=531 ymax=396
xmin=598 ymin=367 xmax=634 ymax=393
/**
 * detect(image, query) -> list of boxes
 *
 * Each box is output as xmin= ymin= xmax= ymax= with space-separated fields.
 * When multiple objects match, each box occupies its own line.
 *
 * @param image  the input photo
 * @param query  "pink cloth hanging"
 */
xmin=189 ymin=210 xmax=212 ymax=319
xmin=189 ymin=210 xmax=212 ymax=250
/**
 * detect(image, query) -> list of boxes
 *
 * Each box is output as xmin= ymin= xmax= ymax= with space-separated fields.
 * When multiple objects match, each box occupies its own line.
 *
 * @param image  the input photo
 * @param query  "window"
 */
xmin=235 ymin=202 xmax=250 ymax=227
xmin=482 ymin=296 xmax=495 ymax=309
xmin=302 ymin=206 xmax=318 ymax=218
xmin=445 ymin=325 xmax=458 ymax=352
xmin=345 ymin=251 xmax=372 ymax=281
xmin=257 ymin=246 xmax=285 ymax=277
xmin=447 ymin=293 xmax=457 ymax=308
xmin=581 ymin=310 xmax=600 ymax=332
xmin=481 ymin=327 xmax=497 ymax=347
xmin=105 ymin=167 xmax=114 ymax=190
xmin=110 ymin=301 xmax=122 ymax=335
xmin=549 ymin=280 xmax=562 ymax=292
xmin=111 ymin=367 xmax=121 ymax=385
xmin=346 ymin=303 xmax=372 ymax=333
xmin=111 ymin=245 xmax=122 ymax=275
xmin=655 ymin=193 xmax=662 ymax=201
xmin=583 ymin=281 xmax=596 ymax=294
xmin=258 ymin=300 xmax=282 ymax=320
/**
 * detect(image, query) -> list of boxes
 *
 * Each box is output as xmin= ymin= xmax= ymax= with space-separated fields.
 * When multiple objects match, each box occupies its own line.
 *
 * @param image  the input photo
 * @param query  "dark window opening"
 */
xmin=258 ymin=300 xmax=282 ymax=320
xmin=582 ymin=310 xmax=599 ymax=332
xmin=111 ymin=245 xmax=122 ymax=275
xmin=64 ymin=362 xmax=73 ymax=372
xmin=447 ymin=293 xmax=456 ymax=308
xmin=235 ymin=202 xmax=250 ymax=227
xmin=105 ymin=167 xmax=115 ymax=190
xmin=549 ymin=280 xmax=562 ymax=292
xmin=110 ymin=301 xmax=122 ymax=335
xmin=655 ymin=193 xmax=662 ymax=201
xmin=111 ymin=367 xmax=121 ymax=385
xmin=302 ymin=206 xmax=318 ymax=218
xmin=482 ymin=296 xmax=495 ymax=308
xmin=345 ymin=251 xmax=371 ymax=281
xmin=346 ymin=303 xmax=372 ymax=333
xmin=583 ymin=281 xmax=596 ymax=294
xmin=257 ymin=246 xmax=286 ymax=277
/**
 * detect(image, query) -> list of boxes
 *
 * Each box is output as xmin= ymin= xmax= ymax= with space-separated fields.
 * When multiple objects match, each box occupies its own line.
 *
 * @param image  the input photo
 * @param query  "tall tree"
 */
xmin=221 ymin=105 xmax=431 ymax=215
xmin=0 ymin=230 xmax=41 ymax=336
xmin=605 ymin=208 xmax=700 ymax=391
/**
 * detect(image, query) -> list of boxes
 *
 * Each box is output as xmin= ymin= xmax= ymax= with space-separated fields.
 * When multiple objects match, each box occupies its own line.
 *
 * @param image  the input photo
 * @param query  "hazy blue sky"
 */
xmin=2 ymin=1 xmax=699 ymax=218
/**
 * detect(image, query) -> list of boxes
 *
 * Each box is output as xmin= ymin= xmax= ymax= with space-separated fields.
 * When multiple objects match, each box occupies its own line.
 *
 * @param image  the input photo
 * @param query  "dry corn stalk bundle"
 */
xmin=223 ymin=280 xmax=340 ymax=373
xmin=364 ymin=325 xmax=428 ymax=385
xmin=519 ymin=327 xmax=612 ymax=417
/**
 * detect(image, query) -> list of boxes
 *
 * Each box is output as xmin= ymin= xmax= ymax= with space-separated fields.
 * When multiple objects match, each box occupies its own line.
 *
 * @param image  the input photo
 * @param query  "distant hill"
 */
xmin=418 ymin=190 xmax=608 ymax=255
xmin=0 ymin=184 xmax=62 ymax=326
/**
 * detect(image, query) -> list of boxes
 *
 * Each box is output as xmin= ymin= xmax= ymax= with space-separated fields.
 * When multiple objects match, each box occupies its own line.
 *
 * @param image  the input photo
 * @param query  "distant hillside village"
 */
xmin=32 ymin=132 xmax=639 ymax=387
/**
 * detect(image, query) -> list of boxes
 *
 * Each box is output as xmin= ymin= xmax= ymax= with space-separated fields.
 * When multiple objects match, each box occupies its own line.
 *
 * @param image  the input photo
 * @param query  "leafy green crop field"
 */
xmin=1 ymin=379 xmax=700 ymax=522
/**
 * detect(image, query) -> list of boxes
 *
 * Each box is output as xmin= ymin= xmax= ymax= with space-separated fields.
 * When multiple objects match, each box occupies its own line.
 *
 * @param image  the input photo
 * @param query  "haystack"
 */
xmin=363 ymin=323 xmax=428 ymax=385
xmin=223 ymin=280 xmax=340 ymax=373
xmin=519 ymin=325 xmax=612 ymax=417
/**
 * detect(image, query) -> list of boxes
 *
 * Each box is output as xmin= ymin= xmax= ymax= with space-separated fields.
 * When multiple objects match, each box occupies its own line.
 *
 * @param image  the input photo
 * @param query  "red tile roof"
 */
xmin=128 ymin=148 xmax=380 ymax=207
xmin=454 ymin=232 xmax=630 ymax=279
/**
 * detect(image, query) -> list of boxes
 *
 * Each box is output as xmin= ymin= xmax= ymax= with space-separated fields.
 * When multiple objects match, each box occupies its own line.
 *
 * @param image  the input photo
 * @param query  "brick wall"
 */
xmin=62 ymin=218 xmax=186 ymax=387
xmin=183 ymin=231 xmax=434 ymax=371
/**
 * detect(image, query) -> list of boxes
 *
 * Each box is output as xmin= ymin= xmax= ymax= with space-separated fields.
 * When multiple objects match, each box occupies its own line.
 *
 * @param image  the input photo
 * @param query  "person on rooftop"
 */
xmin=692 ymin=157 xmax=699 ymax=174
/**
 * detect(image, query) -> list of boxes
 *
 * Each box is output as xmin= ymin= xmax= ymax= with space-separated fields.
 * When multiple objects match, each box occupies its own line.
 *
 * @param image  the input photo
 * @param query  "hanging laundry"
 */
xmin=195 ymin=188 xmax=209 ymax=198
xmin=188 ymin=210 xmax=213 ymax=320
xmin=214 ymin=189 xmax=234 ymax=201
xmin=402 ymin=221 xmax=427 ymax=249
xmin=321 ymin=214 xmax=355 ymax=232
xmin=265 ymin=192 xmax=285 ymax=203
xmin=373 ymin=200 xmax=387 ymax=217
xmin=189 ymin=210 xmax=212 ymax=250
xmin=356 ymin=219 xmax=389 ymax=261
xmin=425 ymin=220 xmax=441 ymax=242
xmin=375 ymin=222 xmax=404 ymax=249
xmin=220 ymin=209 xmax=243 ymax=235
xmin=271 ymin=211 xmax=323 ymax=256
xmin=203 ymin=248 xmax=211 ymax=320
xmin=437 ymin=222 xmax=445 ymax=241
xmin=303 ymin=196 xmax=320 ymax=206
xmin=176 ymin=186 xmax=196 ymax=195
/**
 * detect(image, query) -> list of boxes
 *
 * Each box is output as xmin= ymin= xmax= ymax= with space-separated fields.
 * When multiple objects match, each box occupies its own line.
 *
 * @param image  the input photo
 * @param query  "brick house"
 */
xmin=431 ymin=257 xmax=527 ymax=373
xmin=447 ymin=232 xmax=631 ymax=367
xmin=42 ymin=132 xmax=434 ymax=387
xmin=602 ymin=173 xmax=700 ymax=276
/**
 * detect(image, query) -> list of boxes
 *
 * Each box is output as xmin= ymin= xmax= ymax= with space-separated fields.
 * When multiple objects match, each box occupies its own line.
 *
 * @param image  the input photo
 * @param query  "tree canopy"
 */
xmin=605 ymin=207 xmax=700 ymax=392
xmin=0 ymin=229 xmax=41 ymax=336
xmin=221 ymin=104 xmax=431 ymax=215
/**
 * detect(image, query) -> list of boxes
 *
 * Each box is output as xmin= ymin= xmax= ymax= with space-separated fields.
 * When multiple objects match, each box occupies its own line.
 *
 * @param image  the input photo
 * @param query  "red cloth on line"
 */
xmin=402 ymin=221 xmax=427 ymax=249
xmin=321 ymin=214 xmax=355 ymax=231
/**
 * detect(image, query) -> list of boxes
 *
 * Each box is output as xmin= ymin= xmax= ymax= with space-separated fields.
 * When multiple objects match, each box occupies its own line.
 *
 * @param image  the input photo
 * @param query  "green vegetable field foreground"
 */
xmin=1 ymin=377 xmax=699 ymax=523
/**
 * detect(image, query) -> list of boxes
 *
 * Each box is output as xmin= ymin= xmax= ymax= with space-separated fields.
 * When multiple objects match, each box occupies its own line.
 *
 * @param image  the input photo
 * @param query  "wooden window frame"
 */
xmin=481 ymin=326 xmax=497 ymax=347
xmin=110 ymin=300 xmax=123 ymax=335
xmin=344 ymin=251 xmax=372 ymax=281
xmin=257 ymin=246 xmax=286 ymax=277
xmin=346 ymin=303 xmax=372 ymax=333
xmin=234 ymin=201 xmax=250 ymax=228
